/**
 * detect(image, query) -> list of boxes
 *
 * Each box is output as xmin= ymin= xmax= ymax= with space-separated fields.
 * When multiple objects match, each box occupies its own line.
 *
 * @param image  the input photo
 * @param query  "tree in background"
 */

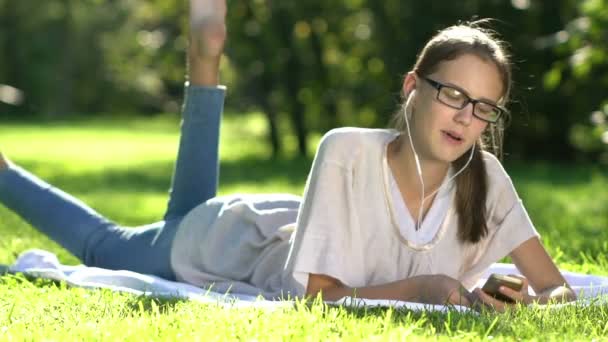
xmin=543 ymin=0 xmax=608 ymax=164
xmin=0 ymin=0 xmax=186 ymax=117
xmin=1 ymin=0 xmax=607 ymax=163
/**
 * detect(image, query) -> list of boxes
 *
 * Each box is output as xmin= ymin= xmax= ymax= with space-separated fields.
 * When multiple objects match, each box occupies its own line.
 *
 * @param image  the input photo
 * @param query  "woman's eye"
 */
xmin=476 ymin=103 xmax=495 ymax=115
xmin=443 ymin=88 xmax=464 ymax=100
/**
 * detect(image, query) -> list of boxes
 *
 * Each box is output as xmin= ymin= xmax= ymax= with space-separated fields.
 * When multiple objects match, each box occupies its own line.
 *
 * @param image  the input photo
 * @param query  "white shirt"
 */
xmin=388 ymin=167 xmax=453 ymax=245
xmin=172 ymin=127 xmax=539 ymax=298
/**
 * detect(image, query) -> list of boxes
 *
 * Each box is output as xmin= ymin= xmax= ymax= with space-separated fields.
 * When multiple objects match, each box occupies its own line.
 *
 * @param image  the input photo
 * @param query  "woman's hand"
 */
xmin=471 ymin=274 xmax=533 ymax=312
xmin=414 ymin=274 xmax=475 ymax=307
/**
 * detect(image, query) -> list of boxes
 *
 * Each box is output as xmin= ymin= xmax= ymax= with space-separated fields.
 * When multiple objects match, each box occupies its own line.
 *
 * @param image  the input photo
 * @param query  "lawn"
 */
xmin=1 ymin=112 xmax=607 ymax=340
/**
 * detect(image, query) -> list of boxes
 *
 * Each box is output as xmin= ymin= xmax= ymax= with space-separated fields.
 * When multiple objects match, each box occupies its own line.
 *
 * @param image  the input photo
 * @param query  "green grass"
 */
xmin=1 ymin=113 xmax=608 ymax=340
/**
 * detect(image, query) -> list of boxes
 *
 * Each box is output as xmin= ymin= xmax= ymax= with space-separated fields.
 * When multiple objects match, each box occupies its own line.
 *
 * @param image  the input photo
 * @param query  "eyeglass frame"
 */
xmin=419 ymin=75 xmax=507 ymax=123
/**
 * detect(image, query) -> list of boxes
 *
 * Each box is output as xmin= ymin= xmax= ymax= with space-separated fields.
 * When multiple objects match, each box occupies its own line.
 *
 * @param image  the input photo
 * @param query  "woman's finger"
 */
xmin=498 ymin=285 xmax=525 ymax=302
xmin=468 ymin=290 xmax=494 ymax=312
xmin=505 ymin=274 xmax=532 ymax=303
xmin=473 ymin=288 xmax=513 ymax=313
xmin=447 ymin=287 xmax=473 ymax=307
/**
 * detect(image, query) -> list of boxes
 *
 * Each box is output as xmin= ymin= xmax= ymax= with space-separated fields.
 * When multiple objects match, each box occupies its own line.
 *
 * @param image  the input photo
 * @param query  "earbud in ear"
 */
xmin=404 ymin=89 xmax=416 ymax=120
xmin=405 ymin=89 xmax=416 ymax=106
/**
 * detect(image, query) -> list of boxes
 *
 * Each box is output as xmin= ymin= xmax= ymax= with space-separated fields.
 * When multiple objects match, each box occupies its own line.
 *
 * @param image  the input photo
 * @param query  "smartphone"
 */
xmin=481 ymin=274 xmax=523 ymax=303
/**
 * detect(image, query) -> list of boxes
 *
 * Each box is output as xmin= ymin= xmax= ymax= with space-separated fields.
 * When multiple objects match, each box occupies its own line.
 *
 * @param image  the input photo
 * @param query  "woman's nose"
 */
xmin=453 ymin=102 xmax=474 ymax=126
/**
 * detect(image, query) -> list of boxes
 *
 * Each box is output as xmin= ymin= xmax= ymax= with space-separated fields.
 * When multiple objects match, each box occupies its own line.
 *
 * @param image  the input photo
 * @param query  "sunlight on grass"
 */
xmin=1 ymin=113 xmax=608 ymax=340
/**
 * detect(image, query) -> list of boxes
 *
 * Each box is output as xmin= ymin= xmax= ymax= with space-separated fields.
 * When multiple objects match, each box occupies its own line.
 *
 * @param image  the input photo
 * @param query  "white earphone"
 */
xmin=402 ymin=90 xmax=475 ymax=231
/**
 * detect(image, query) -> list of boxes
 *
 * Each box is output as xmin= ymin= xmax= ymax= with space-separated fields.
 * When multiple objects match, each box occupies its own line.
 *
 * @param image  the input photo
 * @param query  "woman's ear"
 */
xmin=402 ymin=71 xmax=418 ymax=99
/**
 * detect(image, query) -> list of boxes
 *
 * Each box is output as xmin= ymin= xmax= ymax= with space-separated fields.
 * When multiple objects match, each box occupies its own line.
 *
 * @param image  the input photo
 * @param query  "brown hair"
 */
xmin=391 ymin=21 xmax=512 ymax=243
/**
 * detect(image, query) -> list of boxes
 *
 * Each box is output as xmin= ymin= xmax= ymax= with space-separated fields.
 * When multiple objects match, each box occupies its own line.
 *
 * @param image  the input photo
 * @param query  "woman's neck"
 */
xmin=388 ymin=135 xmax=449 ymax=198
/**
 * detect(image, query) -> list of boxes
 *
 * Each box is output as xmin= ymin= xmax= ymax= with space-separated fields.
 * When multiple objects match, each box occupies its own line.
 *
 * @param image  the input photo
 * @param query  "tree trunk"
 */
xmin=1 ymin=0 xmax=23 ymax=114
xmin=259 ymin=78 xmax=282 ymax=158
xmin=51 ymin=0 xmax=75 ymax=117
xmin=275 ymin=6 xmax=308 ymax=157
xmin=311 ymin=29 xmax=338 ymax=131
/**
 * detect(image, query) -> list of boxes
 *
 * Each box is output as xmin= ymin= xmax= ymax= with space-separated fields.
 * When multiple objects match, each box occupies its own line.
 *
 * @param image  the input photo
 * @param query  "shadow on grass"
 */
xmin=17 ymin=155 xmax=313 ymax=195
xmin=15 ymin=158 xmax=603 ymax=196
xmin=505 ymin=161 xmax=608 ymax=185
xmin=219 ymin=155 xmax=312 ymax=190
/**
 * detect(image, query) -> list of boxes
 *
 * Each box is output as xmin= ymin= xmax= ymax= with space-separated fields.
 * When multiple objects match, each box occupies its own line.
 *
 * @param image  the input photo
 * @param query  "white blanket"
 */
xmin=6 ymin=249 xmax=608 ymax=311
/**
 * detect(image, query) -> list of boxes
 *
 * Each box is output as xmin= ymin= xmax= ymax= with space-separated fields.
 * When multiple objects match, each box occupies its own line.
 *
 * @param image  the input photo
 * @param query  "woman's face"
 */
xmin=405 ymin=53 xmax=504 ymax=164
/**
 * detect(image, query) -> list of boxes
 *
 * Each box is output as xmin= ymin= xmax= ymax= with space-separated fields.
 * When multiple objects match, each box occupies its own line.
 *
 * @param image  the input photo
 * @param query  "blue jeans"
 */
xmin=0 ymin=84 xmax=225 ymax=280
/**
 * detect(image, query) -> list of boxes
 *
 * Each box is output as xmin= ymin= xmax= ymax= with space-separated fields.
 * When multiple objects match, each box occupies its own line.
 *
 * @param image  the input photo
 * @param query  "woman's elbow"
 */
xmin=305 ymin=273 xmax=346 ymax=301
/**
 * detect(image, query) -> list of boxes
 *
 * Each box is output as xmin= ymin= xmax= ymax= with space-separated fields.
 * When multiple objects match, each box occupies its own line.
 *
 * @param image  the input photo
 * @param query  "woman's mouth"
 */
xmin=441 ymin=130 xmax=464 ymax=145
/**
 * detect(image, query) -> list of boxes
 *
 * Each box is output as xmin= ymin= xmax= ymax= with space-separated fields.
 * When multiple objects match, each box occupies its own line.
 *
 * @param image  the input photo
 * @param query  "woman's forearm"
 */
xmin=314 ymin=278 xmax=421 ymax=302
xmin=309 ymin=274 xmax=473 ymax=307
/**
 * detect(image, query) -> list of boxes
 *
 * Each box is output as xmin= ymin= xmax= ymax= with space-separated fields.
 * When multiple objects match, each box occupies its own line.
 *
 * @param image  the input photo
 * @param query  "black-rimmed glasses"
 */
xmin=421 ymin=76 xmax=506 ymax=123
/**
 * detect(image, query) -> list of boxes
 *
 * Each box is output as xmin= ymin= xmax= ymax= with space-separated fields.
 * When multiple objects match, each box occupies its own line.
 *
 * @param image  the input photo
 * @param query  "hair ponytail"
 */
xmin=454 ymin=141 xmax=488 ymax=243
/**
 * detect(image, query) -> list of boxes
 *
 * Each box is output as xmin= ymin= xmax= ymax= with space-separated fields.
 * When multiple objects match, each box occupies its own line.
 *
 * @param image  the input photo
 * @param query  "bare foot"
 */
xmin=188 ymin=0 xmax=227 ymax=86
xmin=189 ymin=0 xmax=227 ymax=60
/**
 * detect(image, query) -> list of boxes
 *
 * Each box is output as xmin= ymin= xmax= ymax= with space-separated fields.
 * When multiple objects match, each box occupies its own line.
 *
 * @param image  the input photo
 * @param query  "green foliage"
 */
xmin=569 ymin=106 xmax=608 ymax=164
xmin=538 ymin=0 xmax=608 ymax=162
xmin=0 ymin=0 xmax=187 ymax=116
xmin=1 ymin=0 xmax=608 ymax=161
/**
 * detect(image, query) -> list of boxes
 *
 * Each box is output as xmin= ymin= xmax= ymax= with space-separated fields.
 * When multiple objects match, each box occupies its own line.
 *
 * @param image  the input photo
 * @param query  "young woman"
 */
xmin=0 ymin=1 xmax=576 ymax=311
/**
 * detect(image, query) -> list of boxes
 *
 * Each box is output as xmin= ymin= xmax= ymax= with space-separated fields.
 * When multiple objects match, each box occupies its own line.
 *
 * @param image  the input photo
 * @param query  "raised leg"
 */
xmin=0 ymin=0 xmax=229 ymax=280
xmin=163 ymin=0 xmax=228 ymax=220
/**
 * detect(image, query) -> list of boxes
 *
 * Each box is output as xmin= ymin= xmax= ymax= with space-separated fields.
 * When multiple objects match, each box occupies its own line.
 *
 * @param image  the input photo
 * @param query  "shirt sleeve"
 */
xmin=282 ymin=131 xmax=363 ymax=295
xmin=483 ymin=197 xmax=540 ymax=263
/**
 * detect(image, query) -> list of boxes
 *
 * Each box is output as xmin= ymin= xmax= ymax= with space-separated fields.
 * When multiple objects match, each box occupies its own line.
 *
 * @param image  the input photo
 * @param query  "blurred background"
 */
xmin=1 ymin=0 xmax=607 ymax=162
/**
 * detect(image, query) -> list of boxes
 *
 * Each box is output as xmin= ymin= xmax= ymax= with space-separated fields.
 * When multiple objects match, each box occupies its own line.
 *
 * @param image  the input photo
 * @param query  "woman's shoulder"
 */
xmin=481 ymin=150 xmax=520 ymax=205
xmin=317 ymin=127 xmax=397 ymax=156
xmin=481 ymin=150 xmax=509 ymax=181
